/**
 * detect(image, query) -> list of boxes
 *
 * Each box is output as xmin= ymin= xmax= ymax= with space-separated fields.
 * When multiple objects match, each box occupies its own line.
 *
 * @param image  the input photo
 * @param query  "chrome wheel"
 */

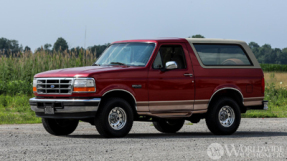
xmin=218 ymin=105 xmax=235 ymax=127
xmin=108 ymin=107 xmax=127 ymax=130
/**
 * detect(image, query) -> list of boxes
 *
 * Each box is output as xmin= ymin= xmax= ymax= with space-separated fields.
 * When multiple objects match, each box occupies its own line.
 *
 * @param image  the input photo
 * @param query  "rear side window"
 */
xmin=193 ymin=44 xmax=252 ymax=66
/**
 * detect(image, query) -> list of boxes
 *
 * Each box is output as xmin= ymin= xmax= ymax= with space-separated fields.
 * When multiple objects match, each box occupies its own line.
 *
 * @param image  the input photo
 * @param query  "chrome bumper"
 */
xmin=247 ymin=100 xmax=268 ymax=110
xmin=263 ymin=101 xmax=268 ymax=110
xmin=29 ymin=97 xmax=101 ymax=113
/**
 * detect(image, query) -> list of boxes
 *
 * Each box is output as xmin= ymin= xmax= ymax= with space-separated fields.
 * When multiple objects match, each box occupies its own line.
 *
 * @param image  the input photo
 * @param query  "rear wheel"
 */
xmin=206 ymin=97 xmax=241 ymax=135
xmin=95 ymin=98 xmax=134 ymax=138
xmin=42 ymin=118 xmax=79 ymax=135
xmin=153 ymin=119 xmax=185 ymax=133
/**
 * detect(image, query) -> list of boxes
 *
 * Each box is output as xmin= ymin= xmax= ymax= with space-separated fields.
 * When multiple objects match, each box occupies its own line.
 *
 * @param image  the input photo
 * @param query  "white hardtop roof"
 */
xmin=185 ymin=38 xmax=246 ymax=44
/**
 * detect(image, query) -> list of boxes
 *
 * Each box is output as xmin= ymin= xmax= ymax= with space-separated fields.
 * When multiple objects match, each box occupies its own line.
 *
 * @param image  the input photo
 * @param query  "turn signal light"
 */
xmin=73 ymin=78 xmax=96 ymax=93
xmin=33 ymin=78 xmax=37 ymax=93
xmin=73 ymin=87 xmax=95 ymax=92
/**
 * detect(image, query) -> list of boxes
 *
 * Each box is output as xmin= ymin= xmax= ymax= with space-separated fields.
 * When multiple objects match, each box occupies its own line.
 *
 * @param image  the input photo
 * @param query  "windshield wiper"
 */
xmin=92 ymin=63 xmax=100 ymax=66
xmin=110 ymin=62 xmax=127 ymax=66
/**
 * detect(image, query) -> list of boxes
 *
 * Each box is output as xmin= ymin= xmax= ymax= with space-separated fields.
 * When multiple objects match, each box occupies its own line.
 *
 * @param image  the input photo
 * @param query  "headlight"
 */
xmin=73 ymin=78 xmax=96 ymax=92
xmin=33 ymin=78 xmax=37 ymax=93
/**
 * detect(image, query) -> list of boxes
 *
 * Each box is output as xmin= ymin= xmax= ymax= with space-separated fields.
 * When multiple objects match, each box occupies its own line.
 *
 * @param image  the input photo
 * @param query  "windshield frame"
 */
xmin=94 ymin=42 xmax=157 ymax=67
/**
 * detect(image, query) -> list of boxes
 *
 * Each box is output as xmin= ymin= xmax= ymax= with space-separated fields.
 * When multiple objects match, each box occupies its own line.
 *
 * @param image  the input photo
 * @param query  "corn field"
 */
xmin=260 ymin=64 xmax=287 ymax=72
xmin=0 ymin=50 xmax=96 ymax=95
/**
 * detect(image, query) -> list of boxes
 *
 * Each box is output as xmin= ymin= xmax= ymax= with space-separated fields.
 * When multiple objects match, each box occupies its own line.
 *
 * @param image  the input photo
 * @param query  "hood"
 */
xmin=34 ymin=66 xmax=133 ymax=78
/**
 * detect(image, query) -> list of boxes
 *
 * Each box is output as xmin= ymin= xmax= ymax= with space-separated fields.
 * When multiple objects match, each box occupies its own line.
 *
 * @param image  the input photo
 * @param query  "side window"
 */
xmin=193 ymin=44 xmax=252 ymax=66
xmin=152 ymin=45 xmax=187 ymax=69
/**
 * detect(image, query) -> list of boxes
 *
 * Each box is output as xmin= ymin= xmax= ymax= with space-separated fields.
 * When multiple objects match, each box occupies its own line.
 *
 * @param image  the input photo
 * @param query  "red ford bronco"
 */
xmin=30 ymin=38 xmax=268 ymax=138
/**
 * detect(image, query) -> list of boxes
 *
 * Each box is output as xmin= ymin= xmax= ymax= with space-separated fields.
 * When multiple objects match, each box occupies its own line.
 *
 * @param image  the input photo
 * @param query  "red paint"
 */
xmin=261 ymin=77 xmax=265 ymax=94
xmin=34 ymin=38 xmax=264 ymax=103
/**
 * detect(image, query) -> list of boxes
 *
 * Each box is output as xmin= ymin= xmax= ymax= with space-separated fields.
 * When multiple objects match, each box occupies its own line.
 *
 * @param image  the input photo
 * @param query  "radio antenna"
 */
xmin=84 ymin=26 xmax=87 ymax=49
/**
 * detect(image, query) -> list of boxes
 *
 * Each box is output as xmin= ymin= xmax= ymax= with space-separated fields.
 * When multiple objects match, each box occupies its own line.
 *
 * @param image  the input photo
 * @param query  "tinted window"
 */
xmin=153 ymin=45 xmax=187 ymax=69
xmin=193 ymin=44 xmax=252 ymax=66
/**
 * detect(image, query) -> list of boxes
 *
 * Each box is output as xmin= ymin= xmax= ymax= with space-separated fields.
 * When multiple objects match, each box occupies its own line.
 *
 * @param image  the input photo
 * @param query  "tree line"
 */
xmin=1 ymin=35 xmax=287 ymax=64
xmin=0 ymin=37 xmax=109 ymax=58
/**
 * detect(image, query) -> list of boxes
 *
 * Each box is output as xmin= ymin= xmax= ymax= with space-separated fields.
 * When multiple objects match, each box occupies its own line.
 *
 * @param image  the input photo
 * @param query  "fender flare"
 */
xmin=209 ymin=87 xmax=244 ymax=105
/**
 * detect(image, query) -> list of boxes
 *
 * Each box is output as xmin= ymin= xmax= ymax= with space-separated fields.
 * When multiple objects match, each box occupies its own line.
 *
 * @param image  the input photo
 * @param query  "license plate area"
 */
xmin=45 ymin=103 xmax=55 ymax=114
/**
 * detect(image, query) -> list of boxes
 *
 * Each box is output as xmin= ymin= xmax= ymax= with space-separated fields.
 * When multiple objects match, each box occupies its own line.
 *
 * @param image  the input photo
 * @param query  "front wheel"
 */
xmin=206 ymin=97 xmax=241 ymax=135
xmin=153 ymin=119 xmax=185 ymax=133
xmin=95 ymin=98 xmax=134 ymax=138
xmin=42 ymin=118 xmax=79 ymax=135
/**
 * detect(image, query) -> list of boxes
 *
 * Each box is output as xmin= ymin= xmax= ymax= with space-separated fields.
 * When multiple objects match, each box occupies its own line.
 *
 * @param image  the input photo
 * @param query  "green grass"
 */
xmin=242 ymin=81 xmax=287 ymax=118
xmin=0 ymin=95 xmax=41 ymax=124
xmin=242 ymin=110 xmax=287 ymax=118
xmin=0 ymin=90 xmax=286 ymax=125
xmin=1 ymin=80 xmax=287 ymax=124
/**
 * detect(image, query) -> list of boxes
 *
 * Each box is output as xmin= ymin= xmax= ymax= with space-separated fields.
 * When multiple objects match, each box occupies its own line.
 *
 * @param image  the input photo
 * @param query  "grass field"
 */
xmin=0 ymin=95 xmax=41 ymax=124
xmin=264 ymin=72 xmax=287 ymax=88
xmin=1 ymin=72 xmax=287 ymax=124
xmin=242 ymin=72 xmax=287 ymax=118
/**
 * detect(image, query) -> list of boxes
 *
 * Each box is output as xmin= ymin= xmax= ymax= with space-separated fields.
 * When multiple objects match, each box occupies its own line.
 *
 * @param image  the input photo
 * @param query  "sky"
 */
xmin=1 ymin=0 xmax=287 ymax=51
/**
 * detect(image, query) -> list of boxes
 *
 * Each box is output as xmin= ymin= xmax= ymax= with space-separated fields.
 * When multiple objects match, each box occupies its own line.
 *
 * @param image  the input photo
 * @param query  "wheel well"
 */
xmin=100 ymin=90 xmax=137 ymax=114
xmin=209 ymin=89 xmax=246 ymax=113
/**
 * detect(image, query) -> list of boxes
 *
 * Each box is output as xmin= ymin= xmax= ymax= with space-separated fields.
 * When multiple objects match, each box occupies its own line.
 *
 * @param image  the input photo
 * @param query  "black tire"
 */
xmin=206 ymin=97 xmax=241 ymax=135
xmin=153 ymin=119 xmax=185 ymax=133
xmin=95 ymin=98 xmax=134 ymax=138
xmin=42 ymin=118 xmax=79 ymax=136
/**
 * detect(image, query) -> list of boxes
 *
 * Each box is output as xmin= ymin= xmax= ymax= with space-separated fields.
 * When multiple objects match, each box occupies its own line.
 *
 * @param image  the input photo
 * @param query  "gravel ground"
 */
xmin=0 ymin=118 xmax=287 ymax=161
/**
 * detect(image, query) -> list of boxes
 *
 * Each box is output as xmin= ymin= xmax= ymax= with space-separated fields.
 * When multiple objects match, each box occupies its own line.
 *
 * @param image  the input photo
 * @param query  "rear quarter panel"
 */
xmin=185 ymin=42 xmax=264 ymax=102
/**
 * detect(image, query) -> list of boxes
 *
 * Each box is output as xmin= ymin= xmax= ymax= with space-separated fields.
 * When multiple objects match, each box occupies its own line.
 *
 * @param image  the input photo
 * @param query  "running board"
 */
xmin=137 ymin=110 xmax=207 ymax=118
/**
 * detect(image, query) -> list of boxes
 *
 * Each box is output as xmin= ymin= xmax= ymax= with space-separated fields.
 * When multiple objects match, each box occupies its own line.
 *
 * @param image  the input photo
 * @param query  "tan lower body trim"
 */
xmin=244 ymin=97 xmax=264 ymax=106
xmin=137 ymin=100 xmax=209 ymax=118
xmin=148 ymin=100 xmax=194 ymax=112
xmin=192 ymin=109 xmax=207 ymax=114
xmin=136 ymin=102 xmax=149 ymax=112
xmin=137 ymin=100 xmax=210 ymax=112
xmin=194 ymin=100 xmax=209 ymax=110
xmin=137 ymin=96 xmax=264 ymax=118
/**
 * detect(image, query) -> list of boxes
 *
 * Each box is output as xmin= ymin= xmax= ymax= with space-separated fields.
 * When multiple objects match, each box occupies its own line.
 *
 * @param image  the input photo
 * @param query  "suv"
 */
xmin=30 ymin=38 xmax=268 ymax=138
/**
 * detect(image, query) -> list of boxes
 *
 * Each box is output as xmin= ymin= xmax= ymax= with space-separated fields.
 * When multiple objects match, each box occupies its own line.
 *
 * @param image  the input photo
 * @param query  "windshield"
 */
xmin=95 ymin=43 xmax=155 ymax=66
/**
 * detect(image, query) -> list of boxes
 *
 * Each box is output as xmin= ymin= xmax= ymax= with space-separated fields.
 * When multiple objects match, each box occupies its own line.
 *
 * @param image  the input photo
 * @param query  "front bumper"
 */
xmin=29 ymin=97 xmax=101 ymax=119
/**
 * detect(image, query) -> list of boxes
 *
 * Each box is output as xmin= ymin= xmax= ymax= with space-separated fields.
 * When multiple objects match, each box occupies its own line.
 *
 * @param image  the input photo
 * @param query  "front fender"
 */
xmin=99 ymin=84 xmax=136 ymax=100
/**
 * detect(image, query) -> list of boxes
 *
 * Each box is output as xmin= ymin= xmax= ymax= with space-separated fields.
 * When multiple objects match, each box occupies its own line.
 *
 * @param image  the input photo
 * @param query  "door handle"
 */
xmin=184 ymin=73 xmax=193 ymax=77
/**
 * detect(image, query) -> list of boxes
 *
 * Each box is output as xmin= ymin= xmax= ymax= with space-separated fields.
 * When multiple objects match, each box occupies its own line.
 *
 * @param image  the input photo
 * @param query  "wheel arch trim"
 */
xmin=209 ymin=87 xmax=244 ymax=105
xmin=100 ymin=89 xmax=137 ymax=110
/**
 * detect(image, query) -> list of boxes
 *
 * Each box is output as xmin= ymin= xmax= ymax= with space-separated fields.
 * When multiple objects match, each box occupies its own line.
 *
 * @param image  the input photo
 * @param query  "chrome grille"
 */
xmin=36 ymin=78 xmax=74 ymax=94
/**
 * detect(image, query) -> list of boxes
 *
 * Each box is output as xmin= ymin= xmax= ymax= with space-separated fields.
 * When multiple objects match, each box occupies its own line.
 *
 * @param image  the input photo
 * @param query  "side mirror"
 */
xmin=166 ymin=61 xmax=178 ymax=70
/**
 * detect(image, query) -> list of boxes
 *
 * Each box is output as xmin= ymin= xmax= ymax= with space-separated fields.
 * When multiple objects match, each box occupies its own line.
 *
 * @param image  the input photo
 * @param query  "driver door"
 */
xmin=148 ymin=43 xmax=195 ymax=113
